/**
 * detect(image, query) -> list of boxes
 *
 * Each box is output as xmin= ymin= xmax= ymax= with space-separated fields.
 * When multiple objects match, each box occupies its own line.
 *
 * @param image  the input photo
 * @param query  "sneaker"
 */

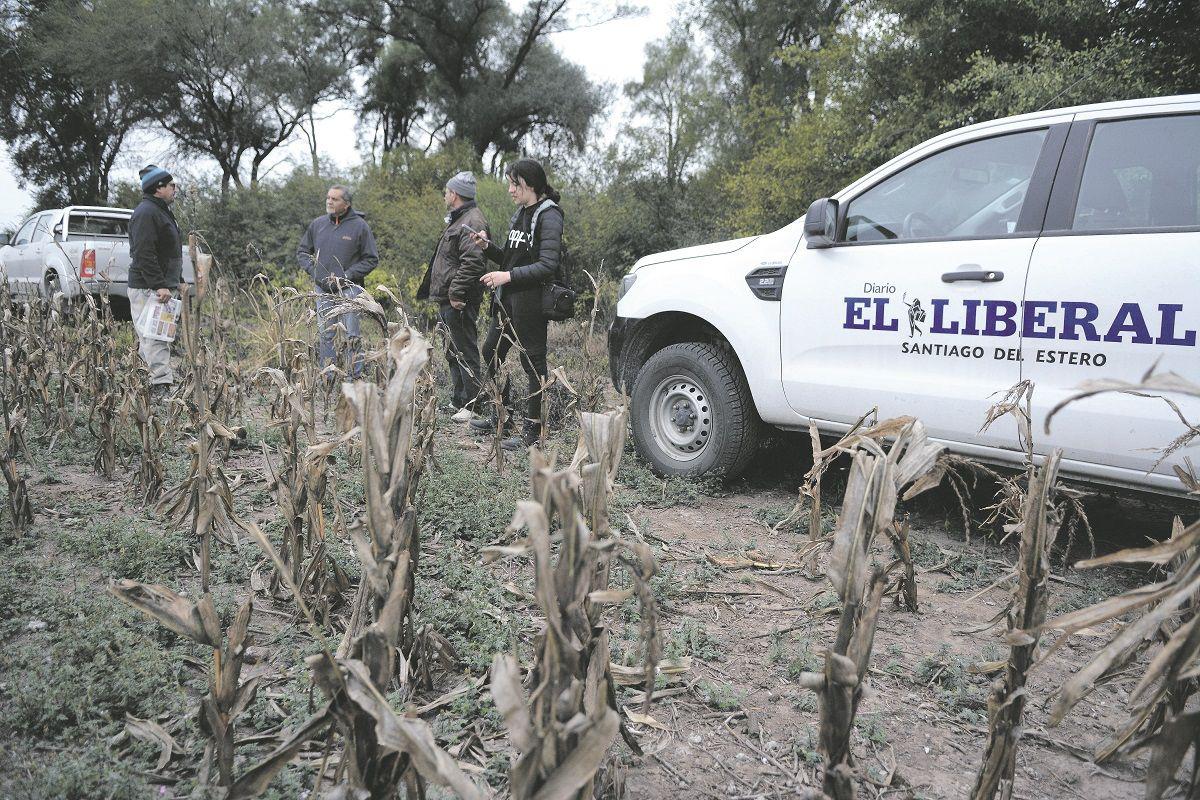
xmin=450 ymin=406 xmax=478 ymax=424
xmin=470 ymin=416 xmax=496 ymax=433
xmin=149 ymin=383 xmax=173 ymax=402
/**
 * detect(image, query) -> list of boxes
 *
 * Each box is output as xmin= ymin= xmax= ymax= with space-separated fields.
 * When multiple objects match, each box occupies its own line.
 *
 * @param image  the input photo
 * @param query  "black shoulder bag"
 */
xmin=530 ymin=200 xmax=577 ymax=321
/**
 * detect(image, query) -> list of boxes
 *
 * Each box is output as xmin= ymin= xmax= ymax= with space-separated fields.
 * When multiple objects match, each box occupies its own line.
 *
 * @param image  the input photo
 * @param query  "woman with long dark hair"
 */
xmin=468 ymin=158 xmax=564 ymax=450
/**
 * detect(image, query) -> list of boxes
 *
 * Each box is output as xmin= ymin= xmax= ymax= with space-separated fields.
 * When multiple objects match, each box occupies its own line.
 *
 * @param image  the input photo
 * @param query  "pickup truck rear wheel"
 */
xmin=630 ymin=342 xmax=759 ymax=477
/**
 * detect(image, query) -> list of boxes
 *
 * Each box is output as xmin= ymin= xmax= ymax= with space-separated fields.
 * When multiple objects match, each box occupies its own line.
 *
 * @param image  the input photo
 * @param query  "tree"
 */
xmin=690 ymin=0 xmax=847 ymax=136
xmin=0 ymin=0 xmax=149 ymax=207
xmin=334 ymin=0 xmax=618 ymax=158
xmin=141 ymin=0 xmax=348 ymax=193
xmin=621 ymin=24 xmax=721 ymax=191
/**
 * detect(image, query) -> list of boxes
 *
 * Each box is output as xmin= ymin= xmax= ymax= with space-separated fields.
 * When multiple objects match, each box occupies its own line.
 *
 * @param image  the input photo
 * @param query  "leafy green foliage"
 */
xmin=666 ymin=619 xmax=722 ymax=661
xmin=56 ymin=512 xmax=190 ymax=583
xmin=0 ymin=556 xmax=187 ymax=738
xmin=914 ymin=644 xmax=989 ymax=721
xmin=697 ymin=679 xmax=743 ymax=711
xmin=418 ymin=445 xmax=528 ymax=542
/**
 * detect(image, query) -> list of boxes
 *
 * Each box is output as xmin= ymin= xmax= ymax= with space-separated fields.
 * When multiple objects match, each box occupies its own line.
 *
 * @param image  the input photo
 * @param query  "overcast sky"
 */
xmin=0 ymin=1 xmax=676 ymax=229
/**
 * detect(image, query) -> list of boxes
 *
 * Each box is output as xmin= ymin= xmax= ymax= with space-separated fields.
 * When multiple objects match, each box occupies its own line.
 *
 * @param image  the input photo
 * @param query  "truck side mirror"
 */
xmin=804 ymin=198 xmax=838 ymax=249
xmin=0 ymin=233 xmax=10 ymax=247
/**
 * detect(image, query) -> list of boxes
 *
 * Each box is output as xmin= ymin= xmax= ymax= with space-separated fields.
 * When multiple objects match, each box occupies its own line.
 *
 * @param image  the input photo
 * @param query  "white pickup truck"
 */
xmin=610 ymin=94 xmax=1200 ymax=495
xmin=0 ymin=205 xmax=192 ymax=314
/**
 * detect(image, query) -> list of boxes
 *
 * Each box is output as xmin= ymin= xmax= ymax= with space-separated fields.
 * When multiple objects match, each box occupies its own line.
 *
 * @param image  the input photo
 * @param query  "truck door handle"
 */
xmin=941 ymin=269 xmax=1003 ymax=283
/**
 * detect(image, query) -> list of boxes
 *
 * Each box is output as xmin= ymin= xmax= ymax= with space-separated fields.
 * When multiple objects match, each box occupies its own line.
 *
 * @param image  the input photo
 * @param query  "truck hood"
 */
xmin=632 ymin=235 xmax=760 ymax=271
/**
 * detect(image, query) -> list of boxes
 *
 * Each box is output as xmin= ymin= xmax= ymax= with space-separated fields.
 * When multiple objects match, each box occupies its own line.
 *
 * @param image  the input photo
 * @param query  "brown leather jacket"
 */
xmin=423 ymin=202 xmax=490 ymax=304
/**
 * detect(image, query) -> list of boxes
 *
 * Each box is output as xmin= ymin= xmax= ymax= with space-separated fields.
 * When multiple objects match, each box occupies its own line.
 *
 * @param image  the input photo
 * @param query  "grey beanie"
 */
xmin=445 ymin=171 xmax=476 ymax=199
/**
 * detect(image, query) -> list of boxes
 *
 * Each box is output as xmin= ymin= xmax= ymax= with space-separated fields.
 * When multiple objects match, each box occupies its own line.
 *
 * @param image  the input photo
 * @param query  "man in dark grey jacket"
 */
xmin=128 ymin=164 xmax=183 ymax=397
xmin=417 ymin=171 xmax=490 ymax=421
xmin=297 ymin=184 xmax=378 ymax=380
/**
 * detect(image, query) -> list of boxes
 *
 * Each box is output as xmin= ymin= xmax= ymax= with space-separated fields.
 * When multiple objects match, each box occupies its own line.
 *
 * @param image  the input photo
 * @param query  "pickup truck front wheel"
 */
xmin=630 ymin=342 xmax=759 ymax=477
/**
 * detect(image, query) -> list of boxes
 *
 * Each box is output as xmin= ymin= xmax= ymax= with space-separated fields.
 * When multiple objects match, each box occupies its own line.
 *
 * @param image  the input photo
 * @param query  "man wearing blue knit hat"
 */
xmin=129 ymin=164 xmax=183 ymax=399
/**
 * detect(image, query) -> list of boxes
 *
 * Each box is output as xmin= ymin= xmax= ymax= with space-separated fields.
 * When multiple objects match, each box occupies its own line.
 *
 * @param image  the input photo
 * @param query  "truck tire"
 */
xmin=40 ymin=271 xmax=62 ymax=301
xmin=630 ymin=342 xmax=760 ymax=478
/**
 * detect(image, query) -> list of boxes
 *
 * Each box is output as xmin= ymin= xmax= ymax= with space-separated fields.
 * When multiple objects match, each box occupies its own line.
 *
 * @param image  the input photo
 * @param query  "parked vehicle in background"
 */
xmin=0 ymin=205 xmax=193 ymax=316
xmin=610 ymin=93 xmax=1200 ymax=496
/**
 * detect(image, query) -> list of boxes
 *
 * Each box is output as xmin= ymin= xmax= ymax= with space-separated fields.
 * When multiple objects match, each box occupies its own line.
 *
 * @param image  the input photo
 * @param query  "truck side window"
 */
xmin=31 ymin=214 xmax=54 ymax=243
xmin=12 ymin=218 xmax=37 ymax=247
xmin=1072 ymin=114 xmax=1200 ymax=232
xmin=844 ymin=129 xmax=1047 ymax=243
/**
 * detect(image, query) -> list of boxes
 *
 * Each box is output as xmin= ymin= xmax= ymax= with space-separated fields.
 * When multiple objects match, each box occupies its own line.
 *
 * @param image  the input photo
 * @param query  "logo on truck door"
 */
xmin=843 ymin=293 xmax=1196 ymax=367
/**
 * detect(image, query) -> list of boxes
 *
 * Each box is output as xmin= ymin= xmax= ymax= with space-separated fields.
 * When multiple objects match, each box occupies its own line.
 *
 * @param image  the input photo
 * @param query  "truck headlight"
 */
xmin=618 ymin=273 xmax=637 ymax=301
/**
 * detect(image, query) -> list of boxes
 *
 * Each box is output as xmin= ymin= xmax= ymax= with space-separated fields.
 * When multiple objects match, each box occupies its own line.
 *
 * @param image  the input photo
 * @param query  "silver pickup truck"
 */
xmin=0 ymin=205 xmax=193 ymax=314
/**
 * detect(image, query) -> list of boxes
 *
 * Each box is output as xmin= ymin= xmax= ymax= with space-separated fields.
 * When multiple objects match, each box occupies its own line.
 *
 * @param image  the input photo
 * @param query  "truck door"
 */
xmin=3 ymin=215 xmax=43 ymax=297
xmin=782 ymin=122 xmax=1069 ymax=451
xmin=1024 ymin=108 xmax=1200 ymax=486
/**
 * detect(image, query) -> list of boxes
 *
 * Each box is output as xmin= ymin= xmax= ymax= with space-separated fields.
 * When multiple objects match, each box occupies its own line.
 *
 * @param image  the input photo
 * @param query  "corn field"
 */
xmin=1 ymin=254 xmax=1198 ymax=800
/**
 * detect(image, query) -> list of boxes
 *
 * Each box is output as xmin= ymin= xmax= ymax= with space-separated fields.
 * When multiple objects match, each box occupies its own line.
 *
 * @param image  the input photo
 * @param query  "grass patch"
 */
xmin=697 ymin=679 xmax=742 ymax=711
xmin=913 ymin=644 xmax=988 ymax=721
xmin=57 ymin=511 xmax=191 ymax=583
xmin=614 ymin=445 xmax=722 ymax=510
xmin=666 ymin=619 xmax=722 ymax=661
xmin=419 ymin=447 xmax=527 ymax=542
xmin=0 ymin=554 xmax=189 ymax=739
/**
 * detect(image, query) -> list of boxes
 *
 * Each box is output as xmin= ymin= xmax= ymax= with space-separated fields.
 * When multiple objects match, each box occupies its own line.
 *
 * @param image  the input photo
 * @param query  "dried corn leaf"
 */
xmin=123 ymin=714 xmax=175 ymax=771
xmin=109 ymin=580 xmax=218 ymax=647
xmin=529 ymin=708 xmax=619 ymax=800
xmin=1075 ymin=519 xmax=1200 ymax=568
xmin=1146 ymin=710 xmax=1200 ymax=800
xmin=227 ymin=706 xmax=334 ymax=800
xmin=1049 ymin=573 xmax=1200 ymax=725
xmin=490 ymin=654 xmax=536 ymax=752
xmin=624 ymin=709 xmax=668 ymax=730
xmin=337 ymin=659 xmax=484 ymax=800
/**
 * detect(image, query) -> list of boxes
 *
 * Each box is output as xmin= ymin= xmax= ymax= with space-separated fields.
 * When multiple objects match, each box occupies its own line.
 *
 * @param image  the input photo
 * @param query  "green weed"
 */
xmin=697 ymin=680 xmax=742 ymax=711
xmin=419 ymin=447 xmax=527 ymax=542
xmin=666 ymin=619 xmax=722 ymax=661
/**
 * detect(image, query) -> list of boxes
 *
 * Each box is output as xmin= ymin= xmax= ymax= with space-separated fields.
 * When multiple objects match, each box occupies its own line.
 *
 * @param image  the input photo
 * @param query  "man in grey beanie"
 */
xmin=417 ymin=171 xmax=491 ymax=422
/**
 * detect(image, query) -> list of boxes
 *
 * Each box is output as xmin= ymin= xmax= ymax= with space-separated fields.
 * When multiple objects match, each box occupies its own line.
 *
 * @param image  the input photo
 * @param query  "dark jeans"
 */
xmin=481 ymin=300 xmax=548 ymax=422
xmin=437 ymin=300 xmax=483 ymax=409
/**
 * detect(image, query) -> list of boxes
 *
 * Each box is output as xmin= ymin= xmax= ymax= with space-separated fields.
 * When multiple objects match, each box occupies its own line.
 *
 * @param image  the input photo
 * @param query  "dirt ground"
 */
xmin=438 ymin=420 xmax=1181 ymax=800
xmin=3 ymin=387 xmax=1193 ymax=799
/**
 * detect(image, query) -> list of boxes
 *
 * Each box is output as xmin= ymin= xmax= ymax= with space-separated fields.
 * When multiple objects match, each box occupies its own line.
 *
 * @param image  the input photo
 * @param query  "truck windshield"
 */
xmin=68 ymin=214 xmax=129 ymax=238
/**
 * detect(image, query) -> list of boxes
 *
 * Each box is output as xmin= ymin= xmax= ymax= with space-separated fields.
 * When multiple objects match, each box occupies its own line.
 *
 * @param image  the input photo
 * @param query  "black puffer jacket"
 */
xmin=128 ymin=195 xmax=183 ymax=290
xmin=484 ymin=199 xmax=564 ymax=312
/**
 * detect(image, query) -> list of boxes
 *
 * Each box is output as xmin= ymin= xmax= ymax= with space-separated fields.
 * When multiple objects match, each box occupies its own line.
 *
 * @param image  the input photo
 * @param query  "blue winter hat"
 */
xmin=139 ymin=164 xmax=172 ymax=193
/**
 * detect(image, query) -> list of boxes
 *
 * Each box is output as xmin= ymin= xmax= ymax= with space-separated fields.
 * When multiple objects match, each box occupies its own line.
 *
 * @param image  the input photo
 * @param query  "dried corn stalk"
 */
xmin=120 ymin=363 xmax=167 ymax=504
xmin=969 ymin=450 xmax=1062 ymax=800
xmin=886 ymin=520 xmax=918 ymax=612
xmin=791 ymin=419 xmax=943 ymax=799
xmin=110 ymin=580 xmax=259 ymax=789
xmin=487 ymin=407 xmax=660 ymax=800
xmin=0 ymin=287 xmax=33 ymax=535
xmin=1040 ymin=514 xmax=1200 ymax=798
xmin=160 ymin=245 xmax=244 ymax=591
xmin=307 ymin=326 xmax=481 ymax=799
xmin=0 ymin=400 xmax=32 ymax=536
xmin=85 ymin=297 xmax=123 ymax=479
